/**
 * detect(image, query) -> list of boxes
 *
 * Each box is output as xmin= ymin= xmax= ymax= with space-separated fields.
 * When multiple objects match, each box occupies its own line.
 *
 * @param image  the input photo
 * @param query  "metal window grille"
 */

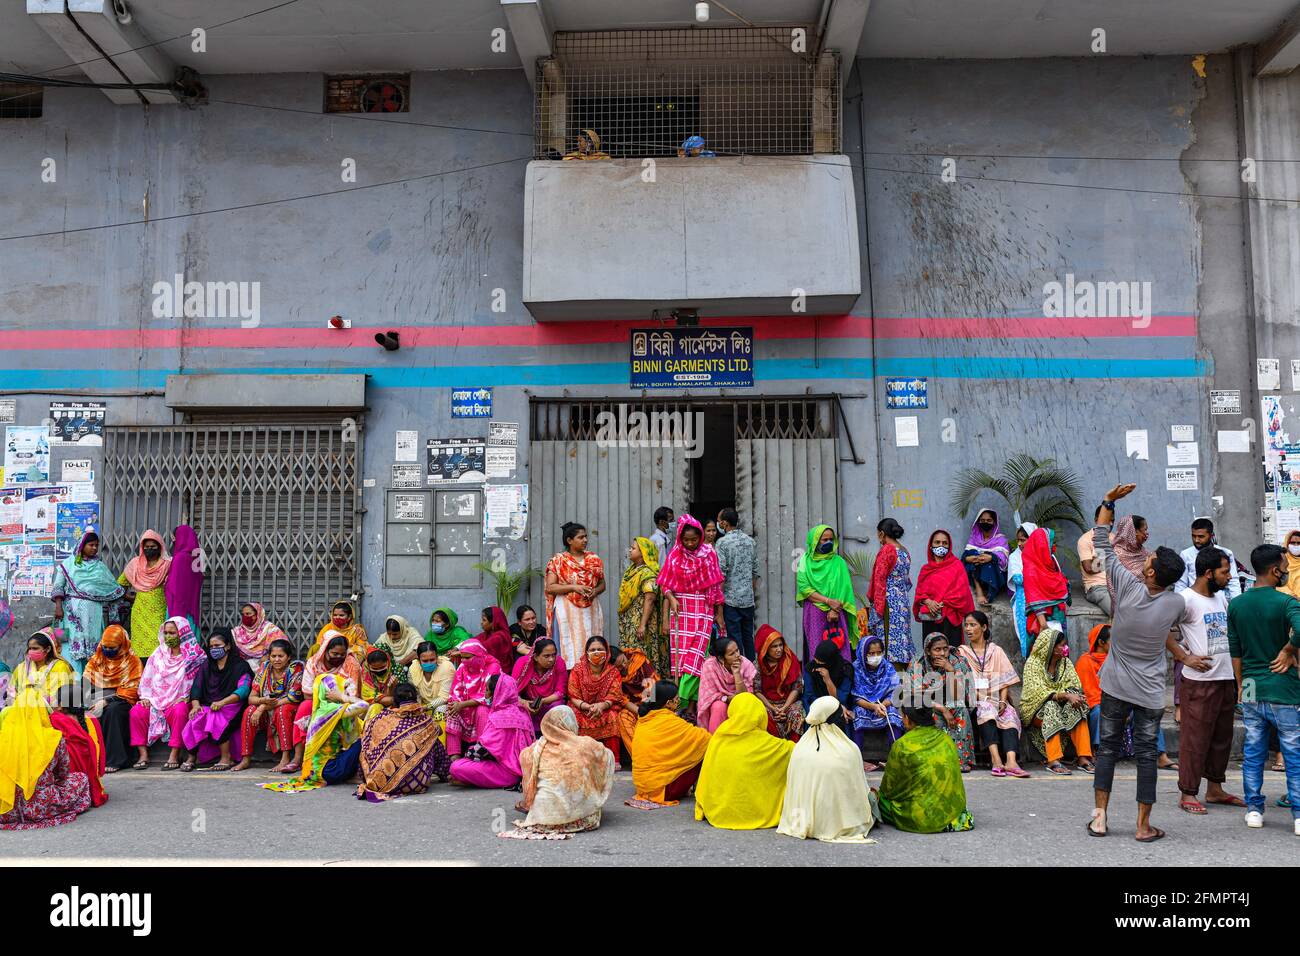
xmin=534 ymin=28 xmax=839 ymax=159
xmin=101 ymin=423 xmax=362 ymax=655
xmin=0 ymin=82 xmax=42 ymax=119
xmin=529 ymin=397 xmax=836 ymax=441
xmin=324 ymin=74 xmax=410 ymax=113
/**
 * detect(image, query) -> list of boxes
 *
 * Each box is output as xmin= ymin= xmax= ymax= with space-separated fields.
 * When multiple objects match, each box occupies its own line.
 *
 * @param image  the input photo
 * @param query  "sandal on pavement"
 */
xmin=160 ymin=762 xmax=180 ymax=771
xmin=180 ymin=760 xmax=196 ymax=772
xmin=280 ymin=762 xmax=302 ymax=774
xmin=1087 ymin=809 xmax=1107 ymax=837
xmin=990 ymin=766 xmax=1007 ymax=777
xmin=1205 ymin=794 xmax=1246 ymax=808
xmin=1179 ymin=800 xmax=1208 ymax=814
xmin=1047 ymin=762 xmax=1072 ymax=775
xmin=1270 ymin=761 xmax=1286 ymax=772
xmin=1005 ymin=767 xmax=1031 ymax=778
xmin=1077 ymin=762 xmax=1096 ymax=775
xmin=203 ymin=762 xmax=234 ymax=772
xmin=862 ymin=762 xmax=880 ymax=773
xmin=132 ymin=759 xmax=149 ymax=770
xmin=1135 ymin=826 xmax=1166 ymax=843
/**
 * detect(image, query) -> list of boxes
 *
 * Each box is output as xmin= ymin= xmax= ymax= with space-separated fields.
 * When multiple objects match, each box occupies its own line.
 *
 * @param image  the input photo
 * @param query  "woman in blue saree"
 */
xmin=51 ymin=532 xmax=126 ymax=674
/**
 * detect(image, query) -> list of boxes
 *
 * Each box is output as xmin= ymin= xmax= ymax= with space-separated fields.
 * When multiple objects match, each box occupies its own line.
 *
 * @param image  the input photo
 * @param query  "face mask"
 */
xmin=1289 ymin=545 xmax=1300 ymax=557
xmin=241 ymin=614 xmax=256 ymax=627
xmin=932 ymin=545 xmax=950 ymax=558
xmin=866 ymin=654 xmax=884 ymax=667
xmin=209 ymin=646 xmax=227 ymax=660
xmin=1280 ymin=572 xmax=1290 ymax=588
xmin=431 ymin=623 xmax=447 ymax=634
xmin=817 ymin=541 xmax=834 ymax=554
xmin=588 ymin=651 xmax=607 ymax=665
xmin=27 ymin=649 xmax=45 ymax=662
xmin=420 ymin=662 xmax=438 ymax=673
xmin=100 ymin=646 xmax=119 ymax=659
xmin=164 ymin=636 xmax=180 ymax=649
xmin=1056 ymin=644 xmax=1069 ymax=657
xmin=978 ymin=522 xmax=994 ymax=532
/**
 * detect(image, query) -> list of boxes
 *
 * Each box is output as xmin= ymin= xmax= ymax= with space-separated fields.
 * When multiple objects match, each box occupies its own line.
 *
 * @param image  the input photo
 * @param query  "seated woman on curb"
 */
xmin=851 ymin=635 xmax=903 ymax=771
xmin=1019 ymin=623 xmax=1093 ymax=775
xmin=629 ymin=680 xmax=712 ymax=807
xmin=355 ymin=681 xmax=451 ymax=801
xmin=82 ymin=625 xmax=141 ymax=773
xmin=130 ymin=617 xmax=203 ymax=771
xmin=234 ymin=638 xmax=304 ymax=774
xmin=179 ymin=629 xmax=253 ymax=772
xmin=697 ymin=635 xmax=757 ymax=734
xmin=955 ymin=611 xmax=1028 ymax=778
xmin=448 ymin=674 xmax=535 ymax=789
xmin=877 ymin=704 xmax=974 ymax=833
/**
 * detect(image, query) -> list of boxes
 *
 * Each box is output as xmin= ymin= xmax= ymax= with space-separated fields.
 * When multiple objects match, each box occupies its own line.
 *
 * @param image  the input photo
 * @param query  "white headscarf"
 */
xmin=776 ymin=696 xmax=875 ymax=843
xmin=1007 ymin=522 xmax=1040 ymax=582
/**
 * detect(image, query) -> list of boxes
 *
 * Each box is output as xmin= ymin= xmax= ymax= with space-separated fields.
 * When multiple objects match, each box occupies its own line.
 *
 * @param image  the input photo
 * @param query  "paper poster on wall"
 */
xmin=1263 ymin=507 xmax=1278 ymax=544
xmin=393 ymin=494 xmax=427 ymax=521
xmin=426 ymin=439 xmax=486 ymax=484
xmin=395 ymin=430 xmax=419 ymax=462
xmin=894 ymin=417 xmax=919 ymax=448
xmin=1292 ymin=360 xmax=1300 ymax=392
xmin=1165 ymin=468 xmax=1198 ymax=491
xmin=67 ymin=482 xmax=97 ymax=503
xmin=391 ymin=463 xmax=422 ymax=488
xmin=56 ymin=502 xmax=99 ymax=554
xmin=1217 ymin=430 xmax=1251 ymax=453
xmin=1277 ymin=509 xmax=1300 ymax=541
xmin=49 ymin=402 xmax=106 ymax=446
xmin=1170 ymin=425 xmax=1194 ymax=442
xmin=0 ymin=400 xmax=14 ymax=424
xmin=0 ymin=487 xmax=23 ymax=546
xmin=1258 ymin=359 xmax=1281 ymax=391
xmin=11 ymin=545 xmax=56 ymax=598
xmin=1210 ymin=390 xmax=1241 ymax=416
xmin=485 ymin=421 xmax=519 ymax=478
xmin=1166 ymin=443 xmax=1199 ymax=467
xmin=23 ymin=485 xmax=69 ymax=545
xmin=1125 ymin=429 xmax=1149 ymax=461
xmin=60 ymin=459 xmax=93 ymax=482
xmin=4 ymin=426 xmax=50 ymax=484
xmin=484 ymin=483 xmax=528 ymax=540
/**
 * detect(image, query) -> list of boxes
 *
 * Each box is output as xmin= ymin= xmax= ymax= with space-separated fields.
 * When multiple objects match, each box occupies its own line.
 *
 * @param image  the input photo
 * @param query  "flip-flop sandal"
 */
xmin=204 ymin=763 xmax=234 ymax=772
xmin=1205 ymin=795 xmax=1246 ymax=808
xmin=862 ymin=762 xmax=880 ymax=773
xmin=1047 ymin=763 xmax=1072 ymax=775
xmin=1087 ymin=810 xmax=1107 ymax=837
xmin=1077 ymin=763 xmax=1096 ymax=775
xmin=1179 ymin=800 xmax=1208 ymax=814
xmin=180 ymin=762 xmax=196 ymax=772
xmin=132 ymin=760 xmax=149 ymax=770
xmin=1005 ymin=767 xmax=1031 ymax=778
xmin=1135 ymin=826 xmax=1166 ymax=843
xmin=1270 ymin=763 xmax=1286 ymax=772
xmin=280 ymin=763 xmax=302 ymax=774
xmin=1158 ymin=761 xmax=1179 ymax=771
xmin=1276 ymin=796 xmax=1292 ymax=808
xmin=160 ymin=762 xmax=180 ymax=771
xmin=990 ymin=767 xmax=1007 ymax=777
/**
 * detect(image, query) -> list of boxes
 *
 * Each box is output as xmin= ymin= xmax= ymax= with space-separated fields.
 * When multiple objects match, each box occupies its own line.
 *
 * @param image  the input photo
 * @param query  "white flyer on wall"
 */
xmin=1125 ymin=429 xmax=1149 ymax=461
xmin=391 ymin=463 xmax=422 ymax=488
xmin=894 ymin=416 xmax=919 ymax=447
xmin=1166 ymin=467 xmax=1198 ymax=491
xmin=395 ymin=430 xmax=419 ymax=462
xmin=1292 ymin=360 xmax=1300 ymax=392
xmin=1165 ymin=443 xmax=1199 ymax=467
xmin=4 ymin=426 xmax=50 ymax=484
xmin=393 ymin=493 xmax=427 ymax=520
xmin=484 ymin=483 xmax=528 ymax=540
xmin=1259 ymin=358 xmax=1281 ymax=391
xmin=1170 ymin=425 xmax=1194 ymax=443
xmin=1210 ymin=390 xmax=1241 ymax=416
xmin=0 ymin=400 xmax=14 ymax=424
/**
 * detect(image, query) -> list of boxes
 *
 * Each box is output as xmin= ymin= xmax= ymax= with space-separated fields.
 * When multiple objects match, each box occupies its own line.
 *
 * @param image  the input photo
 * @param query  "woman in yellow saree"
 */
xmin=4 ymin=629 xmax=75 ymax=717
xmin=695 ymin=693 xmax=795 ymax=829
xmin=263 ymin=672 xmax=366 ymax=793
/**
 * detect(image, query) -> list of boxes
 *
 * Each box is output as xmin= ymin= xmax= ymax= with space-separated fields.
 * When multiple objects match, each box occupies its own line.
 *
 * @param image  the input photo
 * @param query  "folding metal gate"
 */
xmin=528 ymin=398 xmax=839 ymax=653
xmin=102 ymin=423 xmax=362 ymax=652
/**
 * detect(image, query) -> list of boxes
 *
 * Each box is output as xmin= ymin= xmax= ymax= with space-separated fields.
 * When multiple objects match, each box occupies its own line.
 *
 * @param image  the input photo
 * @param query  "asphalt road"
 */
xmin=4 ymin=761 xmax=1296 ymax=866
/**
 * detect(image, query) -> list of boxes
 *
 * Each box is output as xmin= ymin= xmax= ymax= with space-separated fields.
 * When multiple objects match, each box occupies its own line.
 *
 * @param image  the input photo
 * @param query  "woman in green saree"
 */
xmin=878 ymin=705 xmax=974 ymax=833
xmin=426 ymin=607 xmax=471 ymax=656
xmin=263 ymin=671 xmax=366 ymax=793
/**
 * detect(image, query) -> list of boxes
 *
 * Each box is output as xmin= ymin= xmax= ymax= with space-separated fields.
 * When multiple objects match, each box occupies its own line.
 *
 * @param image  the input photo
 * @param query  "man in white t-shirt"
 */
xmin=1170 ymin=546 xmax=1245 ymax=814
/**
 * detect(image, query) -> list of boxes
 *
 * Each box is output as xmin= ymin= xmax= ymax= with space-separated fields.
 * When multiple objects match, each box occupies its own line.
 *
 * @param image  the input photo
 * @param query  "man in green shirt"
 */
xmin=1226 ymin=544 xmax=1300 ymax=833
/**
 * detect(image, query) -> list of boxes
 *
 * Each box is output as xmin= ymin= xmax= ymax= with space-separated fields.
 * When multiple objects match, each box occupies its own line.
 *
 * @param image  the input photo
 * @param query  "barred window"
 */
xmin=534 ymin=28 xmax=840 ymax=159
xmin=324 ymin=74 xmax=410 ymax=113
xmin=0 ymin=82 xmax=43 ymax=119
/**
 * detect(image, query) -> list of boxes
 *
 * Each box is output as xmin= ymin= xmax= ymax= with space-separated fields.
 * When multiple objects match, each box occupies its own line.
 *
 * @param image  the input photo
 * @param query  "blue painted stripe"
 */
xmin=0 ymin=354 xmax=1207 ymax=390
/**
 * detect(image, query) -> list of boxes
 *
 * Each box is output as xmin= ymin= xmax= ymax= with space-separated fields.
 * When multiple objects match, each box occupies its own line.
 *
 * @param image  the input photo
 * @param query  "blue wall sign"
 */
xmin=451 ymin=387 xmax=493 ymax=418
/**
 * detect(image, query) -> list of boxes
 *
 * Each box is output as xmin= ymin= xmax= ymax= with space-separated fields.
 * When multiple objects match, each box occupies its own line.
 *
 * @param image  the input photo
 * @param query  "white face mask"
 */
xmin=866 ymin=654 xmax=884 ymax=667
xmin=1289 ymin=544 xmax=1300 ymax=557
xmin=931 ymin=546 xmax=950 ymax=558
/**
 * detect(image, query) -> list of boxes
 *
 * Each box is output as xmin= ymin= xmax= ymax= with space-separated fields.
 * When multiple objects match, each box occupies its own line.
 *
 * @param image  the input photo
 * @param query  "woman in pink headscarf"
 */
xmin=231 ymin=601 xmax=286 ymax=668
xmin=656 ymin=514 xmax=725 ymax=713
xmin=165 ymin=525 xmax=204 ymax=634
xmin=448 ymin=674 xmax=535 ymax=788
xmin=444 ymin=638 xmax=502 ymax=759
xmin=129 ymin=616 xmax=205 ymax=769
xmin=116 ymin=530 xmax=172 ymax=659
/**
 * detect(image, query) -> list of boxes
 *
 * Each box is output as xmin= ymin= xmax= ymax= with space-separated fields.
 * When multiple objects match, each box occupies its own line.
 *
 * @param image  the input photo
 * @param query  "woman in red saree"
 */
xmin=913 ymin=529 xmax=976 ymax=647
xmin=475 ymin=606 xmax=515 ymax=673
xmin=1021 ymin=527 xmax=1070 ymax=641
xmin=755 ymin=625 xmax=803 ymax=739
xmin=545 ymin=522 xmax=606 ymax=668
xmin=568 ymin=636 xmax=624 ymax=764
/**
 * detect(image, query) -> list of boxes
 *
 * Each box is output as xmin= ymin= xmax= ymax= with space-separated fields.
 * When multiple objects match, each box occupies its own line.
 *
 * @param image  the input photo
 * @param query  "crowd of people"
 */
xmin=0 ymin=490 xmax=1296 ymax=844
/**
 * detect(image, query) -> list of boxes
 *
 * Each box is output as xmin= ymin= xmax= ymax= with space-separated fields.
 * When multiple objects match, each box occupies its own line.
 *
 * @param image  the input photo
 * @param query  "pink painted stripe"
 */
xmin=0 ymin=314 xmax=1194 ymax=351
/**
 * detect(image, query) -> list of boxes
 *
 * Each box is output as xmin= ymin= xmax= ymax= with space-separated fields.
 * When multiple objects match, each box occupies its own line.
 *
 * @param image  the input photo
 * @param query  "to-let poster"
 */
xmin=4 ymin=425 xmax=50 ymax=484
xmin=49 ymin=402 xmax=106 ymax=446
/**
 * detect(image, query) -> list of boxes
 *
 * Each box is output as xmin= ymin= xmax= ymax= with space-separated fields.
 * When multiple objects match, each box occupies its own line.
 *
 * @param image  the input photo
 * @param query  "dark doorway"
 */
xmin=690 ymin=404 xmax=736 ymax=530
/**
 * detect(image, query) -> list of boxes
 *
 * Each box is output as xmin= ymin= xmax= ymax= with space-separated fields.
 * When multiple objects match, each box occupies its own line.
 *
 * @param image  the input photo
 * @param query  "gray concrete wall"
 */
xmin=0 ymin=55 xmax=1265 ymax=660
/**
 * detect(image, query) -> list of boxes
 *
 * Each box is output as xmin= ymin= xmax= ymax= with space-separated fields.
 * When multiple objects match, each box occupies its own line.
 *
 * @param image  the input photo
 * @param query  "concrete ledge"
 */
xmin=165 ymin=374 xmax=367 ymax=410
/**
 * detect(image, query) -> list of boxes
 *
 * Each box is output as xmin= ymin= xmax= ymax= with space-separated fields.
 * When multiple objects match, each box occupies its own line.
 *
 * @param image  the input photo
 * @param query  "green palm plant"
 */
xmin=841 ymin=546 xmax=873 ymax=609
xmin=471 ymin=561 xmax=543 ymax=614
xmin=949 ymin=454 xmax=1088 ymax=566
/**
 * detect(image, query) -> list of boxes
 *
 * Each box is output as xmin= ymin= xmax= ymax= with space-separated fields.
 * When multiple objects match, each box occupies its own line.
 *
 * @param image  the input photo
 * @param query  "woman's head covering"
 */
xmin=139 ymin=616 xmax=205 ymax=708
xmin=426 ymin=606 xmax=471 ymax=655
xmin=232 ymin=602 xmax=285 ymax=660
xmin=694 ymin=693 xmax=795 ymax=830
xmin=1021 ymin=527 xmax=1069 ymax=610
xmin=475 ymin=606 xmax=514 ymax=672
xmin=852 ymin=632 xmax=898 ymax=704
xmin=655 ymin=515 xmax=724 ymax=594
xmin=619 ymin=537 xmax=661 ymax=612
xmin=449 ymin=637 xmax=503 ymax=703
xmin=83 ymin=624 xmax=141 ymax=702
xmin=164 ymin=524 xmax=203 ymax=621
xmin=380 ymin=614 xmax=424 ymax=662
xmin=518 ymin=705 xmax=616 ymax=828
xmin=812 ymin=638 xmax=849 ymax=687
xmin=581 ymin=128 xmax=601 ymax=151
xmin=1111 ymin=516 xmax=1152 ymax=577
xmin=913 ymin=529 xmax=976 ymax=626
xmin=756 ymin=624 xmax=800 ymax=696
xmin=630 ymin=703 xmax=713 ymax=806
xmin=122 ymin=529 xmax=172 ymax=591
xmin=476 ymin=674 xmax=535 ymax=777
xmin=965 ymin=512 xmax=1010 ymax=569
xmin=1283 ymin=532 xmax=1300 ymax=600
xmin=302 ymin=628 xmax=362 ymax=695
xmin=795 ymin=525 xmax=858 ymax=638
xmin=776 ymin=695 xmax=875 ymax=843
xmin=194 ymin=627 xmax=254 ymax=706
